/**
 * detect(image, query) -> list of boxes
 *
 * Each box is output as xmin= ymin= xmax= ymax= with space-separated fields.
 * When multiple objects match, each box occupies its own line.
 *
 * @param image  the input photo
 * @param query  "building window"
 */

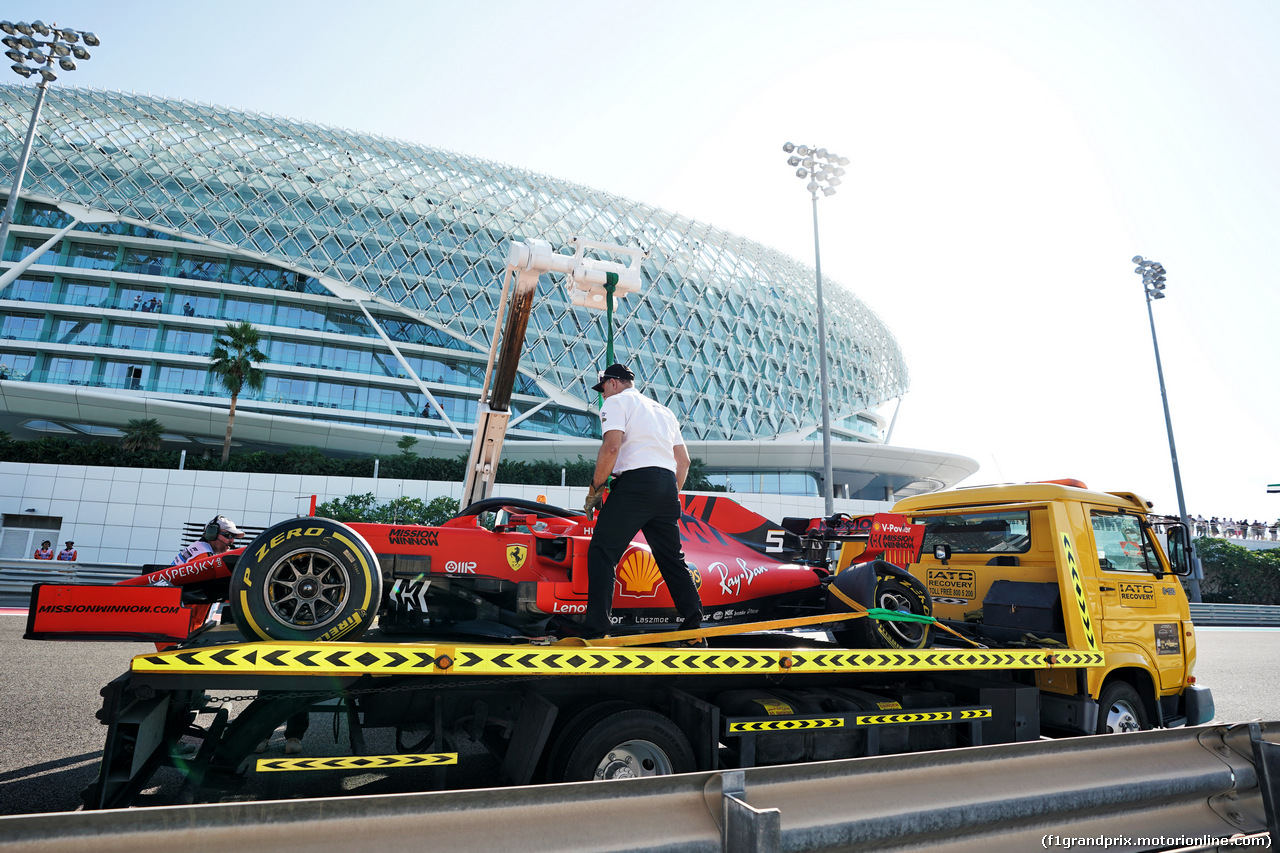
xmin=5 ymin=237 xmax=58 ymax=266
xmin=61 ymin=279 xmax=109 ymax=307
xmin=1 ymin=314 xmax=42 ymax=341
xmin=0 ymin=351 xmax=36 ymax=380
xmin=176 ymin=254 xmax=226 ymax=282
xmin=118 ymin=288 xmax=166 ymax=313
xmin=223 ymin=296 xmax=272 ymax=325
xmin=68 ymin=241 xmax=117 ymax=271
xmin=157 ymin=365 xmax=205 ymax=395
xmin=47 ymin=357 xmax=94 ymax=385
xmin=162 ymin=328 xmax=213 ymax=355
xmin=173 ymin=291 xmax=219 ymax=318
xmin=120 ymin=248 xmax=169 ymax=276
xmin=101 ymin=360 xmax=149 ymax=390
xmin=51 ymin=317 xmax=101 ymax=346
xmin=109 ymin=323 xmax=157 ymax=350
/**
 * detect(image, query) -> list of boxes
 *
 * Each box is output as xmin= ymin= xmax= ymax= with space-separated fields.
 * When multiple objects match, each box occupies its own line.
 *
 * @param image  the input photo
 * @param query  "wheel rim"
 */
xmin=262 ymin=548 xmax=351 ymax=630
xmin=592 ymin=740 xmax=674 ymax=780
xmin=1104 ymin=698 xmax=1142 ymax=733
xmin=878 ymin=589 xmax=926 ymax=644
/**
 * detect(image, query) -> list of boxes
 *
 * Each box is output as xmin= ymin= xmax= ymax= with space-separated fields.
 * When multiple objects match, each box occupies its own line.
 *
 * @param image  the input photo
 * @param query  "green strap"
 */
xmin=865 ymin=607 xmax=937 ymax=625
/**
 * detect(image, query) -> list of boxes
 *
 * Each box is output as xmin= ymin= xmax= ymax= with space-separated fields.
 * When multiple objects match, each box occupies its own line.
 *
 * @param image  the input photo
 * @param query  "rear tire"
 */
xmin=833 ymin=573 xmax=934 ymax=650
xmin=230 ymin=518 xmax=381 ymax=642
xmin=547 ymin=702 xmax=694 ymax=783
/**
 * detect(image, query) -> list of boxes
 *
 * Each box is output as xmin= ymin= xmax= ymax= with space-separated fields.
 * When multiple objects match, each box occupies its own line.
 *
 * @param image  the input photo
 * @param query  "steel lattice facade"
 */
xmin=0 ymin=85 xmax=908 ymax=445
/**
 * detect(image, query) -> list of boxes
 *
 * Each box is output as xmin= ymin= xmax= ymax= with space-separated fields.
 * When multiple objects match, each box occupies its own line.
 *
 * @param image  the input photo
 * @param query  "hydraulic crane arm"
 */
xmin=459 ymin=237 xmax=644 ymax=509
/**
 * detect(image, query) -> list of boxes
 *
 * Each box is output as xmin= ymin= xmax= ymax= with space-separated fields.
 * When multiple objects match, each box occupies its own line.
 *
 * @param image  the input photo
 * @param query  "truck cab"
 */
xmin=893 ymin=481 xmax=1213 ymax=734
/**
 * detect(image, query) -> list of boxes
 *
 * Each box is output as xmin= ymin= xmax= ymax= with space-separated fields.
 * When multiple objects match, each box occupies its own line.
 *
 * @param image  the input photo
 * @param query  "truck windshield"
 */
xmin=915 ymin=511 xmax=1030 ymax=554
xmin=1090 ymin=512 xmax=1160 ymax=574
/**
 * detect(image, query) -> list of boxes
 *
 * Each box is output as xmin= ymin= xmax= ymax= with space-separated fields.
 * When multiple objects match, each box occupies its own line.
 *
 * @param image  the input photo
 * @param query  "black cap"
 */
xmin=591 ymin=362 xmax=635 ymax=392
xmin=65 ymin=541 xmax=74 ymax=546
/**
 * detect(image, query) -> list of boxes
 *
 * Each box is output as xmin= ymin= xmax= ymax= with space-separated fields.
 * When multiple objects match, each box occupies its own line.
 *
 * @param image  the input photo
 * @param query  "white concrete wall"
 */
xmin=0 ymin=461 xmax=888 ymax=566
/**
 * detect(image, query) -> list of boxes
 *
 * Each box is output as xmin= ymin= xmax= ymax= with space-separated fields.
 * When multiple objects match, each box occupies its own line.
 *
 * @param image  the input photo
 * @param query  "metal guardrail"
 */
xmin=0 ymin=721 xmax=1274 ymax=853
xmin=1190 ymin=602 xmax=1280 ymax=627
xmin=0 ymin=561 xmax=138 ymax=600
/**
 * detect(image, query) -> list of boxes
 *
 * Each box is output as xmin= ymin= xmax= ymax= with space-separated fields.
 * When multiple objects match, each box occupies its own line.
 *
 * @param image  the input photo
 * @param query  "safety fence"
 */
xmin=1190 ymin=602 xmax=1280 ymax=627
xmin=0 ymin=721 xmax=1275 ymax=853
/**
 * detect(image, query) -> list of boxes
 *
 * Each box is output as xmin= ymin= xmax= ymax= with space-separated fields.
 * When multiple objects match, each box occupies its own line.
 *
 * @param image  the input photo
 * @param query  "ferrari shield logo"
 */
xmin=506 ymin=544 xmax=527 ymax=572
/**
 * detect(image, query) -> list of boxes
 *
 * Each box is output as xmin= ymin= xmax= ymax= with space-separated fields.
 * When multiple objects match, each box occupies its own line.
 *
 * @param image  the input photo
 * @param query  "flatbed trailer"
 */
xmin=86 ymin=612 xmax=1106 ymax=810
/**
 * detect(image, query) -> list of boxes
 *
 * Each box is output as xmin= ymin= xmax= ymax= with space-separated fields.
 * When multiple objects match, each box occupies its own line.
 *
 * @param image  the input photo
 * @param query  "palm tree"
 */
xmin=210 ymin=321 xmax=267 ymax=462
xmin=121 ymin=417 xmax=164 ymax=453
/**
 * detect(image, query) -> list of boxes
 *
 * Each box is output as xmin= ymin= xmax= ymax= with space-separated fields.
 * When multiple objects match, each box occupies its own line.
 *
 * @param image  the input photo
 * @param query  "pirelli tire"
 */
xmin=230 ymin=517 xmax=381 ymax=642
xmin=828 ymin=561 xmax=935 ymax=651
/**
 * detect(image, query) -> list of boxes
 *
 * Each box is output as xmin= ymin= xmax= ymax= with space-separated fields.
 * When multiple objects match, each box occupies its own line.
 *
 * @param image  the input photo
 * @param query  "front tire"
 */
xmin=1096 ymin=681 xmax=1150 ymax=734
xmin=230 ymin=517 xmax=381 ymax=642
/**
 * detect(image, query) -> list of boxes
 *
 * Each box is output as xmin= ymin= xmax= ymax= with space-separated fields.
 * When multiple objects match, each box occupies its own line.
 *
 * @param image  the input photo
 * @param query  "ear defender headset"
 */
xmin=203 ymin=517 xmax=222 ymax=541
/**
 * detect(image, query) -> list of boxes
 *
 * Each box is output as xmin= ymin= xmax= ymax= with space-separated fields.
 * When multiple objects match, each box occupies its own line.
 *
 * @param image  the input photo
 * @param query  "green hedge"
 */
xmin=0 ymin=436 xmax=721 ymax=490
xmin=1196 ymin=538 xmax=1280 ymax=605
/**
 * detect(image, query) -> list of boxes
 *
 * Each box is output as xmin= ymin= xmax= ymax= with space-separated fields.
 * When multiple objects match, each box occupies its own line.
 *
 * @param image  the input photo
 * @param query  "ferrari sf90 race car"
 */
xmin=26 ymin=494 xmax=933 ymax=651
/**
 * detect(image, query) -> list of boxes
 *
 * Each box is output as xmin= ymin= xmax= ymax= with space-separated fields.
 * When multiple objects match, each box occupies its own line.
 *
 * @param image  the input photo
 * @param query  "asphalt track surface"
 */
xmin=1 ymin=614 xmax=1276 ymax=816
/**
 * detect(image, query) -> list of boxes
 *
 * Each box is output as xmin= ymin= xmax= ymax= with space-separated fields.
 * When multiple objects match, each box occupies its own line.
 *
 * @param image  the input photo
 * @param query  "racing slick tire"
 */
xmin=546 ymin=701 xmax=695 ymax=783
xmin=230 ymin=517 xmax=382 ymax=642
xmin=828 ymin=561 xmax=934 ymax=651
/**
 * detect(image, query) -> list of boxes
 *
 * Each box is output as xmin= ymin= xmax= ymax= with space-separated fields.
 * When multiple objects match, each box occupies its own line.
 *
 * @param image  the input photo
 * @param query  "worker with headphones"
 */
xmin=172 ymin=515 xmax=244 ymax=566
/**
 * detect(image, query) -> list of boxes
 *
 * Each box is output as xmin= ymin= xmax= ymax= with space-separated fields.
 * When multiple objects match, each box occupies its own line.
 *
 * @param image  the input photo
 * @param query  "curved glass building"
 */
xmin=0 ymin=85 xmax=973 ymax=500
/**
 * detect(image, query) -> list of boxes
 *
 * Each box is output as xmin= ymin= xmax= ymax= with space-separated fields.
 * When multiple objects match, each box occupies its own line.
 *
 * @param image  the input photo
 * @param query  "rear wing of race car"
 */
xmin=24 ymin=583 xmax=214 ymax=643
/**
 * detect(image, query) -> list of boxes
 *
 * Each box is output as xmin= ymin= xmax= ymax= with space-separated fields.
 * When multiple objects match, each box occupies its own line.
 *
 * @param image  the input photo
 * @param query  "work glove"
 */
xmin=584 ymin=483 xmax=607 ymax=515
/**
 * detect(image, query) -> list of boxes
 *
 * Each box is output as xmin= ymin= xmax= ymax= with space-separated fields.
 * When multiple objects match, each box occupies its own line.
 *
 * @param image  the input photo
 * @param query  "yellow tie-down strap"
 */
xmin=133 ymin=641 xmax=1103 ymax=678
xmin=256 ymin=753 xmax=457 ymax=772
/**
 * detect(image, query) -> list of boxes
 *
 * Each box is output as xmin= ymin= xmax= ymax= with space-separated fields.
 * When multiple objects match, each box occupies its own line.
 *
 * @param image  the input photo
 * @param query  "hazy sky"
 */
xmin=6 ymin=0 xmax=1278 ymax=521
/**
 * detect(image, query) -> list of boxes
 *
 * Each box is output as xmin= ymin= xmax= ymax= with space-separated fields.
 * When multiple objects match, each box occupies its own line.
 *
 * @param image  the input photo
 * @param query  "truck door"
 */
xmin=1086 ymin=509 xmax=1186 ymax=690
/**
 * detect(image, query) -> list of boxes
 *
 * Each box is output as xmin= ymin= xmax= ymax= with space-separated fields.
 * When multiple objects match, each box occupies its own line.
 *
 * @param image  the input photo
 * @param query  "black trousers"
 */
xmin=584 ymin=467 xmax=702 ymax=633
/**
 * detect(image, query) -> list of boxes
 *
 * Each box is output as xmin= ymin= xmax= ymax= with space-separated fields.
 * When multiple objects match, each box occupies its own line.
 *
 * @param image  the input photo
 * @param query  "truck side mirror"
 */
xmin=1165 ymin=524 xmax=1192 ymax=576
xmin=933 ymin=543 xmax=951 ymax=565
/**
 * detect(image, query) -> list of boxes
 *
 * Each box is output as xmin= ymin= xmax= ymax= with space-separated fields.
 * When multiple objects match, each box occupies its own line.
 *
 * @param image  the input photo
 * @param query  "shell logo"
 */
xmin=873 ymin=521 xmax=881 ymax=531
xmin=618 ymin=549 xmax=662 ymax=597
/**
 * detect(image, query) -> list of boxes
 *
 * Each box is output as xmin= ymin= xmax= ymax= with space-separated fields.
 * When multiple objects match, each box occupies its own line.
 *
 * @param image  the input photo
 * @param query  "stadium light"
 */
xmin=0 ymin=20 xmax=100 ymax=254
xmin=784 ymin=141 xmax=848 ymax=515
xmin=1132 ymin=255 xmax=1202 ymax=602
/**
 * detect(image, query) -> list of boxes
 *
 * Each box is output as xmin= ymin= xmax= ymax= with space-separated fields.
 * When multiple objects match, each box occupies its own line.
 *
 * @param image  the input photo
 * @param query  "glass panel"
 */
xmin=3 ymin=275 xmax=55 ymax=304
xmin=0 ymin=351 xmax=37 ymax=379
xmin=101 ymin=360 xmax=149 ymax=390
xmin=61 ymin=279 xmax=109 ymax=307
xmin=117 ymin=288 xmax=167 ymax=313
xmin=6 ymin=237 xmax=58 ymax=266
xmin=1090 ymin=512 xmax=1161 ymax=574
xmin=108 ymin=323 xmax=157 ymax=350
xmin=173 ymin=291 xmax=219 ymax=318
xmin=161 ymin=328 xmax=213 ymax=355
xmin=916 ymin=511 xmax=1032 ymax=554
xmin=176 ymin=254 xmax=226 ymax=282
xmin=67 ymin=242 xmax=117 ymax=270
xmin=47 ymin=357 xmax=94 ymax=385
xmin=50 ymin=317 xmax=101 ymax=346
xmin=0 ymin=314 xmax=42 ymax=341
xmin=156 ymin=365 xmax=206 ymax=395
xmin=119 ymin=248 xmax=169 ymax=276
xmin=223 ymin=296 xmax=272 ymax=324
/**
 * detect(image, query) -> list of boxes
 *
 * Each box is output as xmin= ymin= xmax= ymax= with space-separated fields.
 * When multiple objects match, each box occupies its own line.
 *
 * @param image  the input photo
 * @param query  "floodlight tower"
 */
xmin=1133 ymin=255 xmax=1201 ymax=602
xmin=783 ymin=142 xmax=849 ymax=515
xmin=0 ymin=20 xmax=100 ymax=253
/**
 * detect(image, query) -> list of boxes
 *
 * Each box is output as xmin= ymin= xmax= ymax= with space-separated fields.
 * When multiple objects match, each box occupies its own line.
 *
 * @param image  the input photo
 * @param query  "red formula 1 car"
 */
xmin=26 ymin=494 xmax=932 ymax=650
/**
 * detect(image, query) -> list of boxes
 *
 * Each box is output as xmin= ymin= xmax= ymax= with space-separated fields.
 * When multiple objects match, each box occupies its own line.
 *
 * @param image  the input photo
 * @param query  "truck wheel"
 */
xmin=230 ymin=518 xmax=381 ymax=642
xmin=832 ymin=571 xmax=934 ymax=651
xmin=1096 ymin=681 xmax=1150 ymax=734
xmin=548 ymin=702 xmax=694 ymax=782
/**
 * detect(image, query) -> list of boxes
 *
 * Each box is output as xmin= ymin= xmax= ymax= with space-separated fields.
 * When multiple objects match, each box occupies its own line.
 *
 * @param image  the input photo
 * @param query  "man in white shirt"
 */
xmin=578 ymin=363 xmax=703 ymax=639
xmin=172 ymin=515 xmax=244 ymax=565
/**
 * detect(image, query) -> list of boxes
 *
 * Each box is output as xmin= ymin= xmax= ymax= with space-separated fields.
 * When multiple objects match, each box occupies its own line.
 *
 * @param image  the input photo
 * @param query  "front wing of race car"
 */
xmin=25 ymin=583 xmax=215 ymax=643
